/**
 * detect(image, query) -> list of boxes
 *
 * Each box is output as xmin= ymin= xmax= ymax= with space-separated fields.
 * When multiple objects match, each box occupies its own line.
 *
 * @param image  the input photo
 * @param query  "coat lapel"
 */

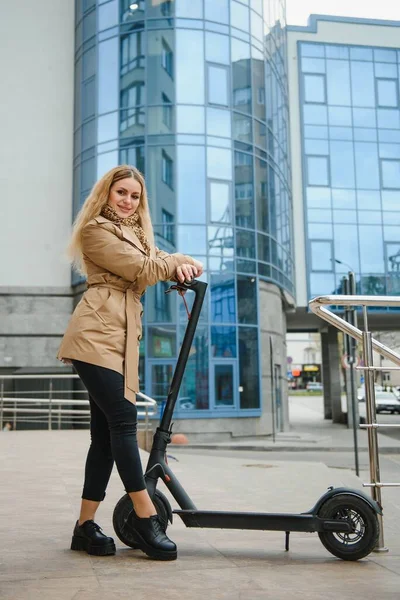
xmin=120 ymin=224 xmax=147 ymax=255
xmin=94 ymin=215 xmax=147 ymax=256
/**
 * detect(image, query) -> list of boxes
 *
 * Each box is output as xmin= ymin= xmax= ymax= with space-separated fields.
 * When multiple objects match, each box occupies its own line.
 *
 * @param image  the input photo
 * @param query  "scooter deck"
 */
xmin=174 ymin=509 xmax=352 ymax=533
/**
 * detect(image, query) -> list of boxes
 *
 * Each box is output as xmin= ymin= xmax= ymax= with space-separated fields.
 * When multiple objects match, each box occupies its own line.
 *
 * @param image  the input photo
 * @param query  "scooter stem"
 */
xmin=159 ymin=279 xmax=208 ymax=432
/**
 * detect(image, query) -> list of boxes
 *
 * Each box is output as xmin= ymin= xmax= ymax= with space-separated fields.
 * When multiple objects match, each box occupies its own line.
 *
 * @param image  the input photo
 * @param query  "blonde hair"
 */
xmin=68 ymin=165 xmax=154 ymax=275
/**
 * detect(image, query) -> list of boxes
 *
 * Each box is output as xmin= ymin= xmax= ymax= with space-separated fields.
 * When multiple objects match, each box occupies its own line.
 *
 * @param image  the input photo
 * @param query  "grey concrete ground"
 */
xmin=1 ymin=395 xmax=399 ymax=599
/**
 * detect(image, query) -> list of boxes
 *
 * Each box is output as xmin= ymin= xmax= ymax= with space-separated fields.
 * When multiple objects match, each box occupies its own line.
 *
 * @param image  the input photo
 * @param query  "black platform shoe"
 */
xmin=129 ymin=514 xmax=177 ymax=561
xmin=71 ymin=520 xmax=116 ymax=556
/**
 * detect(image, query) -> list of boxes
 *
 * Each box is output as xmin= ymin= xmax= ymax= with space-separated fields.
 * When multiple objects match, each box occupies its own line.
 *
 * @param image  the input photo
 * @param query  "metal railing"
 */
xmin=310 ymin=294 xmax=400 ymax=552
xmin=0 ymin=374 xmax=157 ymax=434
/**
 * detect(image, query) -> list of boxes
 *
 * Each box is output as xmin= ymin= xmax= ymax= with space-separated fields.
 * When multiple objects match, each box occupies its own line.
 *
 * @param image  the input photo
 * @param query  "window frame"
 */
xmin=161 ymin=38 xmax=173 ymax=78
xmin=207 ymin=62 xmax=230 ymax=107
xmin=375 ymin=77 xmax=399 ymax=109
xmin=310 ymin=239 xmax=334 ymax=273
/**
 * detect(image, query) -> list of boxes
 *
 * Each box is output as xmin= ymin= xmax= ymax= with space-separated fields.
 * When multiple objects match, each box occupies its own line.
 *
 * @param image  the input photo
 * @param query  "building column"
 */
xmin=321 ymin=326 xmax=343 ymax=423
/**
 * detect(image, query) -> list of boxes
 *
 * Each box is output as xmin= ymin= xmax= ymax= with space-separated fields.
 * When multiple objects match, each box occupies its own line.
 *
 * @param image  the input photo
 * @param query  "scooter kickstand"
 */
xmin=285 ymin=531 xmax=290 ymax=552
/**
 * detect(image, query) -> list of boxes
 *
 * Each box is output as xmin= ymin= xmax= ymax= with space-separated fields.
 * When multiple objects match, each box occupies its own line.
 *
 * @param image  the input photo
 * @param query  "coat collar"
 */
xmin=94 ymin=215 xmax=147 ymax=255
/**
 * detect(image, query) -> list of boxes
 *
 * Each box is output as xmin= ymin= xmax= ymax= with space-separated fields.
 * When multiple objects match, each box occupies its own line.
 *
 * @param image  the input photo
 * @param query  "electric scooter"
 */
xmin=113 ymin=280 xmax=381 ymax=561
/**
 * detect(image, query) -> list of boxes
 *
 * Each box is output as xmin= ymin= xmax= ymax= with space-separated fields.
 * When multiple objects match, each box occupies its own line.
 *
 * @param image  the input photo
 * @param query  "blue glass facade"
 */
xmin=73 ymin=0 xmax=292 ymax=417
xmin=299 ymin=41 xmax=400 ymax=303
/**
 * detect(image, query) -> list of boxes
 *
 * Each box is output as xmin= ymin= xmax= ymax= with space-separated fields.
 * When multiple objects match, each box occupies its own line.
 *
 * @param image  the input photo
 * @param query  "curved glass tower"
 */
xmin=73 ymin=0 xmax=293 ymax=431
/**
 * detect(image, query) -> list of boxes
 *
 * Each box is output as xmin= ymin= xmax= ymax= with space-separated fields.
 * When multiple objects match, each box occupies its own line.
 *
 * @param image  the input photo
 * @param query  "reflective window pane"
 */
xmin=310 ymin=272 xmax=335 ymax=296
xmin=233 ymin=112 xmax=252 ymax=143
xmin=146 ymin=281 xmax=176 ymax=323
xmin=326 ymin=59 xmax=351 ymax=105
xmin=374 ymin=48 xmax=397 ymax=63
xmin=208 ymin=65 xmax=229 ymax=106
xmin=176 ymin=106 xmax=205 ymax=134
xmin=332 ymin=189 xmax=356 ymax=209
xmin=351 ymin=61 xmax=375 ymax=108
xmin=382 ymin=190 xmax=399 ymax=210
xmin=177 ymin=146 xmax=206 ymax=223
xmin=177 ymin=225 xmax=207 ymax=255
xmin=235 ymin=151 xmax=254 ymax=228
xmin=350 ymin=47 xmax=373 ymax=61
xmin=236 ymin=229 xmax=255 ymax=258
xmin=148 ymin=326 xmax=176 ymax=358
xmin=207 ymin=107 xmax=231 ymax=137
xmin=334 ymin=225 xmax=360 ymax=273
xmin=98 ymin=39 xmax=119 ymax=113
xmin=325 ymin=45 xmax=349 ymax=59
xmin=381 ymin=159 xmax=400 ymax=188
xmin=353 ymin=108 xmax=376 ymax=128
xmin=237 ymin=275 xmax=257 ymax=324
xmin=375 ymin=62 xmax=397 ymax=77
xmin=176 ymin=0 xmax=203 ymax=18
xmin=306 ymin=187 xmax=331 ymax=209
xmin=379 ymin=143 xmax=400 ymax=158
xmin=308 ymin=208 xmax=332 ymax=223
xmin=251 ymin=10 xmax=263 ymax=41
xmin=354 ymin=128 xmax=377 ymax=142
xmin=304 ymin=74 xmax=326 ymax=104
xmin=358 ymin=211 xmax=382 ymax=225
xmin=354 ymin=142 xmax=380 ymax=190
xmin=205 ymin=32 xmax=230 ymax=64
xmin=329 ymin=127 xmax=353 ymax=141
xmin=377 ymin=79 xmax=399 ymax=108
xmin=98 ymin=0 xmax=118 ymax=30
xmin=377 ymin=109 xmax=400 ymax=129
xmin=328 ymin=107 xmax=352 ymax=127
xmin=211 ymin=326 xmax=236 ymax=357
xmin=231 ymin=1 xmax=249 ymax=32
xmin=301 ymin=43 xmax=324 ymax=58
xmin=205 ymin=0 xmax=229 ymax=23
xmin=304 ymin=125 xmax=328 ymax=139
xmin=211 ymin=273 xmax=236 ymax=322
xmin=239 ymin=327 xmax=260 ymax=409
xmin=207 ymin=147 xmax=232 ymax=180
xmin=333 ymin=209 xmax=357 ymax=224
xmin=304 ymin=139 xmax=329 ymax=155
xmin=303 ymin=104 xmax=327 ymax=125
xmin=214 ymin=364 xmax=235 ymax=406
xmin=311 ymin=240 xmax=332 ymax=271
xmin=357 ymin=190 xmax=381 ymax=210
xmin=307 ymin=156 xmax=329 ymax=186
xmin=210 ymin=180 xmax=232 ymax=223
xmin=301 ymin=57 xmax=325 ymax=73
xmin=232 ymin=39 xmax=251 ymax=113
xmin=359 ymin=226 xmax=384 ymax=272
xmin=176 ymin=30 xmax=204 ymax=103
xmin=330 ymin=141 xmax=355 ymax=188
xmin=208 ymin=226 xmax=234 ymax=267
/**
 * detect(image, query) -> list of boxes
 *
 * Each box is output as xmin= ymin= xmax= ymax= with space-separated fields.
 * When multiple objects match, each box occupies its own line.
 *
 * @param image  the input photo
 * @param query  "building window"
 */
xmin=207 ymin=64 xmax=229 ymax=106
xmin=162 ymin=93 xmax=172 ymax=129
xmin=161 ymin=0 xmax=172 ymax=16
xmin=310 ymin=240 xmax=333 ymax=272
xmin=307 ymin=155 xmax=330 ymax=186
xmin=162 ymin=209 xmax=174 ymax=244
xmin=304 ymin=74 xmax=326 ymax=104
xmin=381 ymin=159 xmax=400 ymax=189
xmin=120 ymin=83 xmax=145 ymax=131
xmin=162 ymin=150 xmax=173 ymax=188
xmin=161 ymin=39 xmax=173 ymax=78
xmin=233 ymin=86 xmax=251 ymax=107
xmin=121 ymin=32 xmax=144 ymax=75
xmin=376 ymin=78 xmax=399 ymax=108
xmin=120 ymin=145 xmax=145 ymax=175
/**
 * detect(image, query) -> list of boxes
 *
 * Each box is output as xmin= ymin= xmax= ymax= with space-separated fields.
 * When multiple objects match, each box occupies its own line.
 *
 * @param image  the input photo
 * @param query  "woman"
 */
xmin=58 ymin=165 xmax=203 ymax=561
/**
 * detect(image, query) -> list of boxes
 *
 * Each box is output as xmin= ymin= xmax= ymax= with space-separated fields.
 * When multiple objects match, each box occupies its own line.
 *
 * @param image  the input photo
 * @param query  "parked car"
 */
xmin=306 ymin=382 xmax=323 ymax=392
xmin=359 ymin=390 xmax=400 ymax=414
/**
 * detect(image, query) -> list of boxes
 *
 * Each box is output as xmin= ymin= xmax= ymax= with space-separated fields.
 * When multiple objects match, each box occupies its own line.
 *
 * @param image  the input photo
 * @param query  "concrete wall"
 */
xmin=0 ymin=0 xmax=74 ymax=288
xmin=0 ymin=1 xmax=75 ymax=369
xmin=287 ymin=16 xmax=400 ymax=309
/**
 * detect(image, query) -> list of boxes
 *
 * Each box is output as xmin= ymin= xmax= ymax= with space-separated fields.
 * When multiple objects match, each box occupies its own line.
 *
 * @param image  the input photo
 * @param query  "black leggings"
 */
xmin=72 ymin=360 xmax=146 ymax=501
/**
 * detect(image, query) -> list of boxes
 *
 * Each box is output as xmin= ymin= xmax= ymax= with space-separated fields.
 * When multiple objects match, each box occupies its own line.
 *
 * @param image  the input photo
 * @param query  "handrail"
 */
xmin=309 ymin=293 xmax=400 ymax=553
xmin=309 ymin=295 xmax=400 ymax=366
xmin=0 ymin=374 xmax=158 ymax=430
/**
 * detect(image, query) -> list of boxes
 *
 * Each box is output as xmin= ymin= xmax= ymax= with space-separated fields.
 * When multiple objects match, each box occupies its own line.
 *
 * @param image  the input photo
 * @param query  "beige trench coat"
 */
xmin=57 ymin=215 xmax=195 ymax=404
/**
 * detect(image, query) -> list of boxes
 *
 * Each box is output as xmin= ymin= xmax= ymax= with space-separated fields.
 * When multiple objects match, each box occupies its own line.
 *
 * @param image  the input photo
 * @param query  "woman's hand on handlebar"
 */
xmin=175 ymin=263 xmax=200 ymax=283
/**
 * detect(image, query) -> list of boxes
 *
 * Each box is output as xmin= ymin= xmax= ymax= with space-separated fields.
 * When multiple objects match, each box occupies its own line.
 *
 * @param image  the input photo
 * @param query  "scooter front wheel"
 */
xmin=317 ymin=494 xmax=379 ymax=561
xmin=113 ymin=490 xmax=171 ymax=548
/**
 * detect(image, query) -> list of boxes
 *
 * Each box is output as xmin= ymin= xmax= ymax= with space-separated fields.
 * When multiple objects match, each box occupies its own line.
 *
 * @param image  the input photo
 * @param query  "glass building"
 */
xmin=299 ymin=40 xmax=400 ymax=303
xmin=73 ymin=0 xmax=293 ymax=429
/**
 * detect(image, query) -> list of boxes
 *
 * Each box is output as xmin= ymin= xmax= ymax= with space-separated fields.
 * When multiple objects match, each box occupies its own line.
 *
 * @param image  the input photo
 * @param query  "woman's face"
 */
xmin=107 ymin=177 xmax=141 ymax=219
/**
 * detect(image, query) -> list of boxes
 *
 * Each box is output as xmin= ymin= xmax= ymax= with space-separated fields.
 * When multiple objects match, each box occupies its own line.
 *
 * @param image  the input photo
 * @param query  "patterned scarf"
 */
xmin=101 ymin=204 xmax=151 ymax=256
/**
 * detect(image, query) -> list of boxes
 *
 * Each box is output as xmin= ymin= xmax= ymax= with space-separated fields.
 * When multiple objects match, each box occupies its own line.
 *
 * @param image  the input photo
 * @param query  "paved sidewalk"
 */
xmin=1 ymin=425 xmax=399 ymax=600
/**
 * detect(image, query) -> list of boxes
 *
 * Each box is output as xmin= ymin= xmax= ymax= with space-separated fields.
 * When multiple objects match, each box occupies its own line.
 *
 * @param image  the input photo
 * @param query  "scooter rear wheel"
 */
xmin=317 ymin=494 xmax=379 ymax=561
xmin=113 ymin=490 xmax=171 ymax=548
